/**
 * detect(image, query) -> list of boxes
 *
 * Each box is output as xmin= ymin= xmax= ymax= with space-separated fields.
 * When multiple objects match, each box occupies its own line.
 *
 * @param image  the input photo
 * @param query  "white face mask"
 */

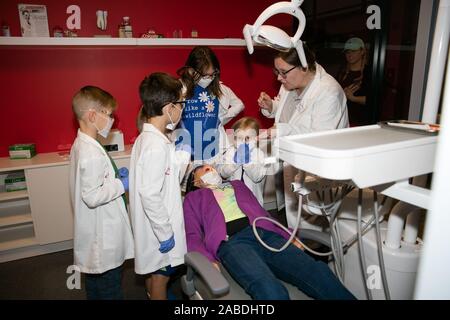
xmin=166 ymin=111 xmax=176 ymax=131
xmin=200 ymin=171 xmax=222 ymax=186
xmin=95 ymin=112 xmax=114 ymax=138
xmin=198 ymin=77 xmax=213 ymax=89
xmin=165 ymin=104 xmax=181 ymax=131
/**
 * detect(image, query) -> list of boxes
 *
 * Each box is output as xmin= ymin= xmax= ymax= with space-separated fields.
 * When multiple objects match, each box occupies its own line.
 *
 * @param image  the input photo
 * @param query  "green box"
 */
xmin=8 ymin=144 xmax=36 ymax=159
xmin=5 ymin=172 xmax=27 ymax=192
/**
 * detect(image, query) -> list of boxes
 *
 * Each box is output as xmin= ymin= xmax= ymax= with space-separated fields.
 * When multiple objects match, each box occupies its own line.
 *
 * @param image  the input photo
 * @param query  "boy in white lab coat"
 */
xmin=216 ymin=117 xmax=268 ymax=206
xmin=69 ymin=86 xmax=134 ymax=300
xmin=129 ymin=72 xmax=190 ymax=300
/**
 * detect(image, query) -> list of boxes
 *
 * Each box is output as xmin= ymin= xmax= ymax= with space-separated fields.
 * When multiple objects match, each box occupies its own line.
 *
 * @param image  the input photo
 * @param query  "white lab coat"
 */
xmin=69 ymin=130 xmax=134 ymax=274
xmin=261 ymin=63 xmax=349 ymax=136
xmin=216 ymin=146 xmax=267 ymax=206
xmin=261 ymin=63 xmax=349 ymax=228
xmin=129 ymin=123 xmax=190 ymax=275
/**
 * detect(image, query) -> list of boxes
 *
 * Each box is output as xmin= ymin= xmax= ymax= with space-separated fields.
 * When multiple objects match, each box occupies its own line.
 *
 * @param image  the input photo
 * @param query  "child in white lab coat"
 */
xmin=129 ymin=72 xmax=190 ymax=300
xmin=69 ymin=86 xmax=134 ymax=300
xmin=216 ymin=117 xmax=268 ymax=206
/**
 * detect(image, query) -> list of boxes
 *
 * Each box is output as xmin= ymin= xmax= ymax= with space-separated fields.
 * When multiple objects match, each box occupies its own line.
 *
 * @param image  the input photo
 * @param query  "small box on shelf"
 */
xmin=8 ymin=143 xmax=36 ymax=159
xmin=5 ymin=172 xmax=27 ymax=192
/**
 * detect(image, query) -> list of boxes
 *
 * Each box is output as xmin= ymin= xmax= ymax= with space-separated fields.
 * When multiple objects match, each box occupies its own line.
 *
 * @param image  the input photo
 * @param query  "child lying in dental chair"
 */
xmin=183 ymin=164 xmax=355 ymax=300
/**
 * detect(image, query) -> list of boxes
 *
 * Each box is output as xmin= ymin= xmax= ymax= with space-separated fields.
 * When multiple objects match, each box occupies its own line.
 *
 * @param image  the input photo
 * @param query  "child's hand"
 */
xmin=159 ymin=234 xmax=175 ymax=253
xmin=118 ymin=167 xmax=129 ymax=178
xmin=233 ymin=143 xmax=250 ymax=164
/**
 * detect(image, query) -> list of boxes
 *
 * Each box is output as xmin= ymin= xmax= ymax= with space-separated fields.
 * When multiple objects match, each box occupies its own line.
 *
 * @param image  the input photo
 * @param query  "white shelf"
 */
xmin=0 ymin=213 xmax=33 ymax=228
xmin=0 ymin=237 xmax=38 ymax=251
xmin=0 ymin=36 xmax=247 ymax=47
xmin=136 ymin=38 xmax=246 ymax=47
xmin=0 ymin=189 xmax=28 ymax=202
xmin=0 ymin=223 xmax=37 ymax=251
xmin=0 ymin=200 xmax=32 ymax=228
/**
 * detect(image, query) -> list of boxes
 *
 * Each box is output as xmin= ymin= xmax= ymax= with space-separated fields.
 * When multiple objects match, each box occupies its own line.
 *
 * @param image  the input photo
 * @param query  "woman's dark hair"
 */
xmin=185 ymin=165 xmax=204 ymax=195
xmin=277 ymin=42 xmax=316 ymax=73
xmin=139 ymin=72 xmax=182 ymax=119
xmin=177 ymin=46 xmax=223 ymax=99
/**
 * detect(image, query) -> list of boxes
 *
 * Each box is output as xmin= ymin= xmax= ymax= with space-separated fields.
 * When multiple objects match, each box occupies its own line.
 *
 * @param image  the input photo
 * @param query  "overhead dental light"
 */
xmin=243 ymin=0 xmax=307 ymax=68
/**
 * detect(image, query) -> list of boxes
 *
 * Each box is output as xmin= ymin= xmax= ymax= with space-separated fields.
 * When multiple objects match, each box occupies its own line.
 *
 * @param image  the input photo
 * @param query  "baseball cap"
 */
xmin=343 ymin=37 xmax=365 ymax=51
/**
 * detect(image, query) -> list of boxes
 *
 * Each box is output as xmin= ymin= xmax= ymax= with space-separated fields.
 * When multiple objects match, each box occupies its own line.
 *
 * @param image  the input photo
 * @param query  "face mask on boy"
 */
xmin=94 ymin=111 xmax=114 ymax=138
xmin=166 ymin=111 xmax=176 ymax=131
xmin=165 ymin=103 xmax=182 ymax=131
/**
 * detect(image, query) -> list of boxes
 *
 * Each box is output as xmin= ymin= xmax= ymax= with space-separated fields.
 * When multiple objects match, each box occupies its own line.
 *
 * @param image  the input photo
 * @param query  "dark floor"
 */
xmin=0 ymin=210 xmax=287 ymax=300
xmin=0 ymin=250 xmax=151 ymax=300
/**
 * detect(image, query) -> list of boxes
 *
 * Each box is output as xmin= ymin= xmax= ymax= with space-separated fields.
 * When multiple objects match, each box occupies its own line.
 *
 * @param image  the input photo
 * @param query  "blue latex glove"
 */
xmin=233 ymin=143 xmax=250 ymax=164
xmin=120 ymin=176 xmax=129 ymax=192
xmin=159 ymin=235 xmax=175 ymax=253
xmin=118 ymin=167 xmax=129 ymax=178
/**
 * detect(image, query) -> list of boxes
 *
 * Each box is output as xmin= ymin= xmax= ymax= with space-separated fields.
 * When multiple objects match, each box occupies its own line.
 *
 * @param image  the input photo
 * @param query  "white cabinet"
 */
xmin=0 ymin=147 xmax=131 ymax=262
xmin=25 ymin=165 xmax=73 ymax=244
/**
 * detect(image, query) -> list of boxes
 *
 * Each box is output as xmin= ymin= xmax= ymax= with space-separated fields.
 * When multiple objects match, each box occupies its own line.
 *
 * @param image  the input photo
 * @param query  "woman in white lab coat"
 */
xmin=258 ymin=45 xmax=349 ymax=230
xmin=129 ymin=72 xmax=190 ymax=300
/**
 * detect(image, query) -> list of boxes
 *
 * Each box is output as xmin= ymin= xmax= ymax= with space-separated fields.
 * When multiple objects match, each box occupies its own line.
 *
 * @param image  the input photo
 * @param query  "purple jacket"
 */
xmin=183 ymin=180 xmax=290 ymax=262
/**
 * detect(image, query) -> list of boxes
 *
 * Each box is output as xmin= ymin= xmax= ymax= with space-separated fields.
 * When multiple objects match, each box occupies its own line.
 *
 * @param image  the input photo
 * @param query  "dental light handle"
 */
xmin=243 ymin=0 xmax=307 ymax=68
xmin=252 ymin=1 xmax=305 ymax=42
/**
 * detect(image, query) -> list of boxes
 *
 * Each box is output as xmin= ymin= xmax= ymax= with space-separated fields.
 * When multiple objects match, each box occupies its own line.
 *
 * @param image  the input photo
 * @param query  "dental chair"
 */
xmin=181 ymin=229 xmax=333 ymax=300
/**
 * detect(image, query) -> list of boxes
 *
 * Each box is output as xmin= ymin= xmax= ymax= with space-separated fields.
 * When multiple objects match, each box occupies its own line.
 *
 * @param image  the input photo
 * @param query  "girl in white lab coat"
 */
xmin=175 ymin=46 xmax=244 ymax=163
xmin=216 ymin=117 xmax=269 ymax=206
xmin=258 ymin=45 xmax=349 ymax=230
xmin=129 ymin=73 xmax=190 ymax=300
xmin=69 ymin=86 xmax=134 ymax=300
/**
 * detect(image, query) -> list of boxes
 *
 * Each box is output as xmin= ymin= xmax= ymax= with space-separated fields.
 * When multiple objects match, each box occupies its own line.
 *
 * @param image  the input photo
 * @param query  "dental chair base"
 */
xmin=336 ymin=190 xmax=422 ymax=300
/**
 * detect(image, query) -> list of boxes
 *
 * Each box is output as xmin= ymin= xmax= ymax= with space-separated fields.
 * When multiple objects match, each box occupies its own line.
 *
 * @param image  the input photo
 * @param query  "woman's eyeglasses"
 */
xmin=272 ymin=65 xmax=297 ymax=78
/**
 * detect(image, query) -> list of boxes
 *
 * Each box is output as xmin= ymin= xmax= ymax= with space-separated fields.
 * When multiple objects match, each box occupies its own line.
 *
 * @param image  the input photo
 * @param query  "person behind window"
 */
xmin=337 ymin=37 xmax=371 ymax=126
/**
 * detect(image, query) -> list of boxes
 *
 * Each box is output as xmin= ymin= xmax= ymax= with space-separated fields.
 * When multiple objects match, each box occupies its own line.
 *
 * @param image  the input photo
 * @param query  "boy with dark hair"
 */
xmin=129 ymin=73 xmax=190 ymax=299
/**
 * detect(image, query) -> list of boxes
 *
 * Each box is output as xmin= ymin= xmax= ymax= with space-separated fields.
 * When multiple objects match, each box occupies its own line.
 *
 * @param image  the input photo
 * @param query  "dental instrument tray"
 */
xmin=378 ymin=120 xmax=440 ymax=135
xmin=278 ymin=124 xmax=437 ymax=188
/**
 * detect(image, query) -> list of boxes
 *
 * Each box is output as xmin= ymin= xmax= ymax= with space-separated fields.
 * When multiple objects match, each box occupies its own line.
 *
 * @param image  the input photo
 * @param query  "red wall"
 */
xmin=0 ymin=0 xmax=291 ymax=156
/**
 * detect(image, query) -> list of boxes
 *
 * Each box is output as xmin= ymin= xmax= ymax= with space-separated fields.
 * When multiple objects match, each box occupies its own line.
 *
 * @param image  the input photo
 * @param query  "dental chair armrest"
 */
xmin=300 ymin=228 xmax=332 ymax=249
xmin=183 ymin=252 xmax=230 ymax=297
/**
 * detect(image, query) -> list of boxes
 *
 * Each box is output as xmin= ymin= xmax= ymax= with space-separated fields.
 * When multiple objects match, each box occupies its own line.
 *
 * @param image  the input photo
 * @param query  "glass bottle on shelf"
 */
xmin=123 ymin=17 xmax=133 ymax=38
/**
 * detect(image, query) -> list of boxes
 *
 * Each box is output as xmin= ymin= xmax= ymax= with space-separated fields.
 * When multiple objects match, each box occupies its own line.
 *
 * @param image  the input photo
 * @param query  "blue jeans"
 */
xmin=217 ymin=226 xmax=356 ymax=300
xmin=85 ymin=265 xmax=123 ymax=300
